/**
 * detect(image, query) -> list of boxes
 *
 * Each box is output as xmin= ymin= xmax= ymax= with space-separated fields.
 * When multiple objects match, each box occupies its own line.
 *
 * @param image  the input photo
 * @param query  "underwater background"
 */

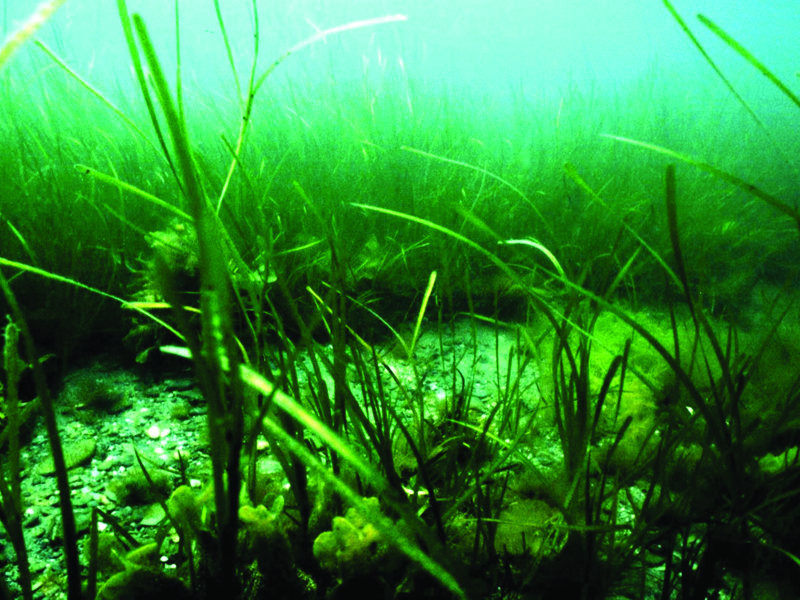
xmin=1 ymin=1 xmax=800 ymax=599
xmin=1 ymin=0 xmax=798 ymax=361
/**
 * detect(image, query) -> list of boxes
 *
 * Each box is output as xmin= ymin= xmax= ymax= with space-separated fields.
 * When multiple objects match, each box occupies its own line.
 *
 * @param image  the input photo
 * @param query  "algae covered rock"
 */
xmin=36 ymin=438 xmax=96 ymax=475
xmin=168 ymin=484 xmax=207 ymax=536
xmin=83 ymin=532 xmax=126 ymax=576
xmin=312 ymin=497 xmax=402 ymax=580
xmin=494 ymin=499 xmax=567 ymax=558
xmin=65 ymin=374 xmax=129 ymax=415
xmin=107 ymin=465 xmax=171 ymax=506
xmin=758 ymin=447 xmax=800 ymax=475
xmin=239 ymin=496 xmax=291 ymax=568
xmin=239 ymin=496 xmax=316 ymax=599
xmin=97 ymin=566 xmax=191 ymax=600
xmin=94 ymin=539 xmax=190 ymax=600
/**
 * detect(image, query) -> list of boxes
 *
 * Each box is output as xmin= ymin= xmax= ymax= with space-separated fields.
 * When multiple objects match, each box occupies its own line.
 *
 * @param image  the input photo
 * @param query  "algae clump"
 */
xmin=36 ymin=438 xmax=96 ymax=475
xmin=313 ymin=497 xmax=402 ymax=580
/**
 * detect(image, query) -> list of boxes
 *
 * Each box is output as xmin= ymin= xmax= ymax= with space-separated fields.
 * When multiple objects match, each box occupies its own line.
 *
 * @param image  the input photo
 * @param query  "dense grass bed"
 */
xmin=0 ymin=1 xmax=798 ymax=599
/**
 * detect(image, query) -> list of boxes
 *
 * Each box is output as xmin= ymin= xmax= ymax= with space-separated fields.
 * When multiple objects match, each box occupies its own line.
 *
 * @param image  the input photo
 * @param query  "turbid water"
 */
xmin=0 ymin=1 xmax=798 ymax=599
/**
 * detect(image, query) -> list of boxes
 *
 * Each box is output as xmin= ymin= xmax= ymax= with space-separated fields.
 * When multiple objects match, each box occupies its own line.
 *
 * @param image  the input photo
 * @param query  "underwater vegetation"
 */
xmin=0 ymin=0 xmax=799 ymax=599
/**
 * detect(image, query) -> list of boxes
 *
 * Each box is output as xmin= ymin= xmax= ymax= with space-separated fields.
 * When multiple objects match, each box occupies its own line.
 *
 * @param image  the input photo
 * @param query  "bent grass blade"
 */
xmin=600 ymin=135 xmax=800 ymax=227
xmin=0 ymin=0 xmax=68 ymax=71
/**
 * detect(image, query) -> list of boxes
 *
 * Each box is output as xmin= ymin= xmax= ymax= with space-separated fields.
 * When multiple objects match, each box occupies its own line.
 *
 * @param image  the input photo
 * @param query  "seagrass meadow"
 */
xmin=0 ymin=0 xmax=799 ymax=598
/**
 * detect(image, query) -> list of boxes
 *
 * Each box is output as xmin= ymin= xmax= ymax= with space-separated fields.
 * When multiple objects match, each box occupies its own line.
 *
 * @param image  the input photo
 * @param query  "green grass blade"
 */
xmin=0 ymin=0 xmax=68 ymax=71
xmin=212 ymin=0 xmax=242 ymax=106
xmin=664 ymin=164 xmax=694 ymax=317
xmin=116 ymin=0 xmax=182 ymax=191
xmin=661 ymin=0 xmax=766 ymax=129
xmin=662 ymin=1 xmax=797 ymax=177
xmin=252 ymin=14 xmax=407 ymax=96
xmin=215 ymin=12 xmax=405 ymax=215
xmin=34 ymin=40 xmax=159 ymax=154
xmin=2 ymin=217 xmax=39 ymax=267
xmin=662 ymin=167 xmax=738 ymax=471
xmin=352 ymin=203 xmax=508 ymax=271
xmin=212 ymin=0 xmax=260 ymax=215
xmin=0 ymin=268 xmax=81 ymax=600
xmin=563 ymin=162 xmax=682 ymax=292
xmin=241 ymin=365 xmax=467 ymax=599
xmin=600 ymin=135 xmax=800 ymax=226
xmin=0 ymin=257 xmax=184 ymax=340
xmin=697 ymin=14 xmax=800 ymax=112
xmin=402 ymin=145 xmax=553 ymax=238
xmin=605 ymin=245 xmax=642 ymax=301
xmin=1 ymin=321 xmax=32 ymax=600
xmin=500 ymin=238 xmax=566 ymax=279
xmin=75 ymin=165 xmax=190 ymax=221
xmin=212 ymin=0 xmax=248 ymax=213
xmin=174 ymin=0 xmax=185 ymax=126
xmin=765 ymin=544 xmax=800 ymax=569
xmin=133 ymin=14 xmax=249 ymax=595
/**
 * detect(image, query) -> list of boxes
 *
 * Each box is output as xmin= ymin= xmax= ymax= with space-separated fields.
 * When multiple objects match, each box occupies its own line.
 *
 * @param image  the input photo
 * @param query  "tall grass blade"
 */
xmin=662 ymin=0 xmax=799 ymax=180
xmin=663 ymin=164 xmax=693 ymax=315
xmin=213 ymin=0 xmax=249 ymax=212
xmin=2 ymin=218 xmax=39 ymax=267
xmin=600 ymin=135 xmax=800 ymax=228
xmin=216 ymin=12 xmax=406 ymax=214
xmin=241 ymin=365 xmax=467 ymax=599
xmin=1 ymin=321 xmax=31 ymax=600
xmin=562 ymin=162 xmax=676 ymax=285
xmin=116 ymin=0 xmax=181 ymax=189
xmin=34 ymin=41 xmax=158 ymax=153
xmin=0 ymin=0 xmax=68 ymax=71
xmin=409 ymin=270 xmax=436 ymax=357
xmin=133 ymin=12 xmax=247 ymax=594
xmin=402 ymin=145 xmax=553 ymax=237
xmin=0 ymin=270 xmax=81 ymax=599
xmin=696 ymin=14 xmax=800 ymax=112
xmin=76 ymin=165 xmax=190 ymax=221
xmin=0 ymin=257 xmax=183 ymax=339
xmin=663 ymin=165 xmax=739 ymax=494
xmin=173 ymin=0 xmax=184 ymax=125
xmin=661 ymin=0 xmax=765 ymax=129
xmin=212 ymin=0 xmax=242 ymax=107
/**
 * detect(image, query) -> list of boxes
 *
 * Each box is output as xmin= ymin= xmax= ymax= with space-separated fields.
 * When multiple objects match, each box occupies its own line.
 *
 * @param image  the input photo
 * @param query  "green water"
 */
xmin=0 ymin=2 xmax=799 ymax=598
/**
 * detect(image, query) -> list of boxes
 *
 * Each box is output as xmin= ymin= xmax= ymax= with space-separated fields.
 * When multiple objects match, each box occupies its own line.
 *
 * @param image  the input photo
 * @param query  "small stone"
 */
xmin=29 ymin=561 xmax=47 ymax=574
xmin=146 ymin=425 xmax=161 ymax=439
xmin=72 ymin=492 xmax=92 ymax=507
xmin=141 ymin=504 xmax=166 ymax=526
xmin=23 ymin=513 xmax=40 ymax=528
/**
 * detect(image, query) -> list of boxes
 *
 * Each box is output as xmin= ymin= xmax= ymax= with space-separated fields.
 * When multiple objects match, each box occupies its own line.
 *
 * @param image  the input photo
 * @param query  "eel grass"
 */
xmin=0 ymin=1 xmax=798 ymax=599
